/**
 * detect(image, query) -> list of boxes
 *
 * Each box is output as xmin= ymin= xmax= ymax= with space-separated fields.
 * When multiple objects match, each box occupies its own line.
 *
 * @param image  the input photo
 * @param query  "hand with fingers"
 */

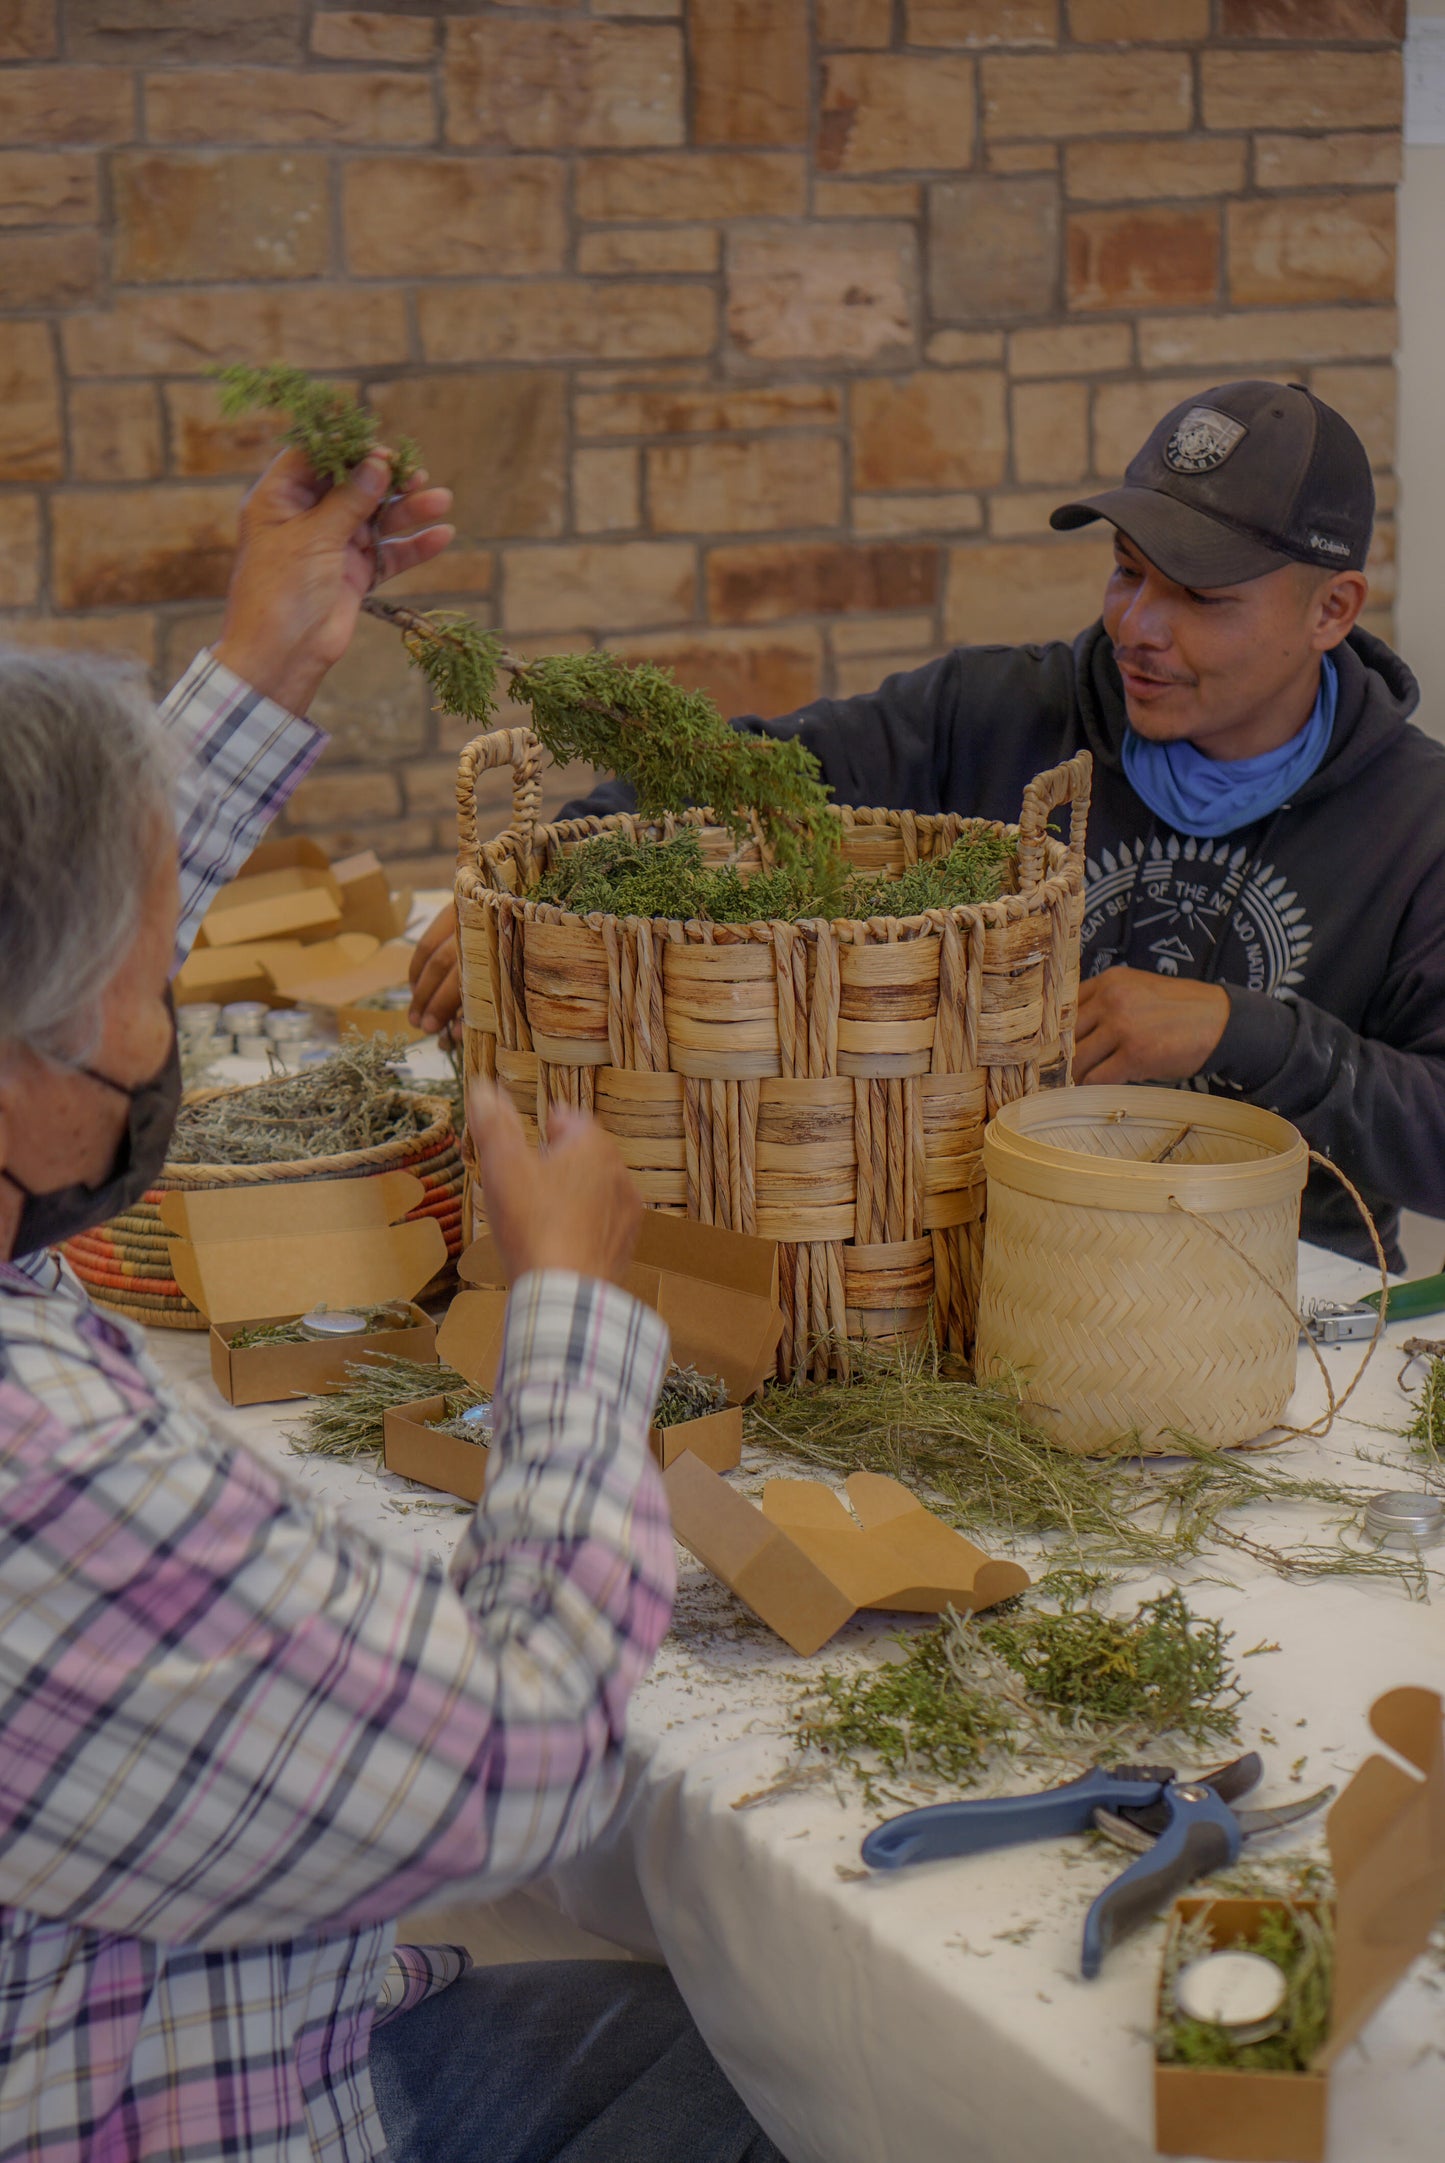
xmin=468 ymin=1082 xmax=642 ymax=1290
xmin=214 ymin=445 xmax=456 ymax=718
xmin=410 ymin=899 xmax=460 ymax=1037
xmin=1073 ymin=966 xmax=1230 ymax=1086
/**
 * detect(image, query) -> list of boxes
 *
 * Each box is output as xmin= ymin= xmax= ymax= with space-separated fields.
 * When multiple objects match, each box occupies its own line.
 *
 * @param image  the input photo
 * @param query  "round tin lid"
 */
xmin=1363 ymin=1491 xmax=1445 ymax=1548
xmin=264 ymin=1009 xmax=314 ymax=1040
xmin=177 ymin=1001 xmax=222 ymax=1033
xmin=1174 ymin=1950 xmax=1287 ymax=2039
xmin=299 ymin=1309 xmax=369 ymax=1339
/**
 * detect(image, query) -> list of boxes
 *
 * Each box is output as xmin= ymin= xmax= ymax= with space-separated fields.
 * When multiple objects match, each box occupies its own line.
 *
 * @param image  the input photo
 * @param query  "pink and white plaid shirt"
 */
xmin=0 ymin=658 xmax=675 ymax=2159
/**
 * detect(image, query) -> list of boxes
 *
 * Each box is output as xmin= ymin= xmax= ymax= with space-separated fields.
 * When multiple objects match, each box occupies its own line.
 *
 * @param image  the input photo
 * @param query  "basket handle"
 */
xmin=456 ymin=727 xmax=544 ymax=865
xmin=1017 ymin=750 xmax=1092 ymax=891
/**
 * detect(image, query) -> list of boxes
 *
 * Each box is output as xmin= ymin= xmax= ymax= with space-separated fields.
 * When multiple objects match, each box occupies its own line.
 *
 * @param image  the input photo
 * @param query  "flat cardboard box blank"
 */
xmin=663 ymin=1455 xmax=1030 ymax=1656
xmin=199 ymin=864 xmax=343 ymax=949
xmin=382 ymin=1392 xmax=741 ymax=1501
xmin=283 ymin=938 xmax=414 ymax=1015
xmin=1155 ymin=1686 xmax=1445 ymax=2162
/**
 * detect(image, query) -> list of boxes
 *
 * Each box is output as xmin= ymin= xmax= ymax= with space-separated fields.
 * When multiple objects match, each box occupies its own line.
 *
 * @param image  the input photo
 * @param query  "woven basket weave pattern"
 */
xmin=455 ymin=728 xmax=1090 ymax=1380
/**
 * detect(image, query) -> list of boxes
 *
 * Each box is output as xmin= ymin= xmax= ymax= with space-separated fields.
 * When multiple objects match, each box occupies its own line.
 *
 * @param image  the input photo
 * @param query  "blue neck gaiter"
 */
xmin=1121 ymin=654 xmax=1338 ymax=841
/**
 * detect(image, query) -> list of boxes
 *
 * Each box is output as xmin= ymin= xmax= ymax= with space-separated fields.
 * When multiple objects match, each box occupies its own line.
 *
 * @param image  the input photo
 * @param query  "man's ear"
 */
xmin=1311 ymin=568 xmax=1368 ymax=653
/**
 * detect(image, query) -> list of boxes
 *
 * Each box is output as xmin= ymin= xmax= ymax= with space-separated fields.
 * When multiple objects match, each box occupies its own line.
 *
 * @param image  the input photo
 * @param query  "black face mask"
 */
xmin=3 ymin=1002 xmax=182 ymax=1258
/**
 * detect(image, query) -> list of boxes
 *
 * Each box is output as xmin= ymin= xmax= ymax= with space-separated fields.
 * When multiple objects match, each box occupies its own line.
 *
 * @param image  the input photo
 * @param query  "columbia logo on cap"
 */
xmin=1308 ymin=531 xmax=1351 ymax=559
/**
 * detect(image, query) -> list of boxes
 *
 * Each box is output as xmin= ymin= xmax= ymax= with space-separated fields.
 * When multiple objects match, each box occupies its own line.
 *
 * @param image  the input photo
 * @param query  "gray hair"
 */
xmin=0 ymin=648 xmax=170 ymax=1063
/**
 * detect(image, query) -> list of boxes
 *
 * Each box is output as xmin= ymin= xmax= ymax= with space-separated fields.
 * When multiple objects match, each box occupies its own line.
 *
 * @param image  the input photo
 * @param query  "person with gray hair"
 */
xmin=0 ymin=448 xmax=783 ymax=2162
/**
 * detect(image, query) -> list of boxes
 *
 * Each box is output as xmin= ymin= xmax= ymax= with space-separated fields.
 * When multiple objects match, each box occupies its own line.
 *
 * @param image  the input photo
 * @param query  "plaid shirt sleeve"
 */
xmin=0 ymin=1270 xmax=674 ymax=1948
xmin=158 ymin=649 xmax=328 ymax=966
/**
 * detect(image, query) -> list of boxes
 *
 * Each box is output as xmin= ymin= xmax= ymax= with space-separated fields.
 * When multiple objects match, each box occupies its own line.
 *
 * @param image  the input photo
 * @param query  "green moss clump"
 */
xmin=213 ymin=363 xmax=420 ymax=489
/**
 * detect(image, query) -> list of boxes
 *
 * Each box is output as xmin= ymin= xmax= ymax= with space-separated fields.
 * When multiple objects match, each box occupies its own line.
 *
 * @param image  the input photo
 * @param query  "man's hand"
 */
xmin=1074 ymin=967 xmax=1230 ymax=1085
xmin=410 ymin=898 xmax=460 ymax=1035
xmin=214 ymin=446 xmax=455 ymax=716
xmin=470 ymin=1083 xmax=642 ymax=1289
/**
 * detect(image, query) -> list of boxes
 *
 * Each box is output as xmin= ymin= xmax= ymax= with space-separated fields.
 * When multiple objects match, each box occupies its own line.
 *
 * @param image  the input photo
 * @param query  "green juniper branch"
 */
xmin=213 ymin=364 xmax=420 ymax=488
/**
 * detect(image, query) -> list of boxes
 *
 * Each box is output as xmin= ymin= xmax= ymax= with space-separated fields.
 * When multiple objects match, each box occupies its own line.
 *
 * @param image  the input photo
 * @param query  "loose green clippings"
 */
xmin=286 ymin=1355 xmax=484 ymax=1467
xmin=169 ymin=1039 xmax=430 ymax=1166
xmin=1156 ymin=1903 xmax=1334 ymax=2074
xmin=228 ymin=1303 xmax=419 ymax=1351
xmin=654 ymin=1364 xmax=730 ymax=1430
xmin=1407 ymin=1354 xmax=1445 ymax=1465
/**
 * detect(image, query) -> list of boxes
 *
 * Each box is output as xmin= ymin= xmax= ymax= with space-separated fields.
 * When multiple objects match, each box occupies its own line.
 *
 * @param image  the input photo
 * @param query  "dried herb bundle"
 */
xmin=287 ymin=1354 xmax=484 ymax=1467
xmin=1407 ymin=1353 xmax=1445 ymax=1464
xmin=214 ymin=364 xmax=420 ymax=488
xmin=654 ymin=1363 xmax=729 ymax=1429
xmin=1156 ymin=1903 xmax=1333 ymax=2073
xmin=229 ymin=1302 xmax=419 ymax=1351
xmin=169 ymin=1040 xmax=429 ymax=1165
xmin=795 ymin=1582 xmax=1242 ymax=1800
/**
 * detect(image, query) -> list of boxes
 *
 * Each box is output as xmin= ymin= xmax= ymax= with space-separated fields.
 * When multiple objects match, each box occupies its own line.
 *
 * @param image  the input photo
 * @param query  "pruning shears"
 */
xmin=860 ymin=1753 xmax=1333 ymax=1977
xmin=1305 ymin=1270 xmax=1445 ymax=1345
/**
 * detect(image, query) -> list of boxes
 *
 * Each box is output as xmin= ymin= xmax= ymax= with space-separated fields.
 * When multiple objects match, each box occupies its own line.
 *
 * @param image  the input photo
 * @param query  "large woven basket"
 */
xmin=974 ymin=1085 xmax=1309 ymax=1454
xmin=454 ymin=728 xmax=1090 ymax=1381
xmin=65 ymin=1089 xmax=463 ymax=1329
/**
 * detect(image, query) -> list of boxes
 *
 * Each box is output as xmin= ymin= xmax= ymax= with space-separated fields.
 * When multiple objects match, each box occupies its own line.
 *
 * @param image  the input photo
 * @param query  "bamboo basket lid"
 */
xmin=983 ymin=1086 xmax=1308 ymax=1216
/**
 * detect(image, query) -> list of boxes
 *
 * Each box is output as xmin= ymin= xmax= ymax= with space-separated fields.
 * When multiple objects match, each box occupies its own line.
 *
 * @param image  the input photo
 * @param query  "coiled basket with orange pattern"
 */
xmin=454 ymin=729 xmax=1091 ymax=1382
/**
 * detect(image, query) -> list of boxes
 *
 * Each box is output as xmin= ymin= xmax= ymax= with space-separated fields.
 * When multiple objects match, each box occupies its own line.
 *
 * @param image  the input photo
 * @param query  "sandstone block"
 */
xmin=1227 ymin=192 xmax=1394 ymax=305
xmin=1201 ymin=51 xmax=1400 ymax=133
xmin=0 ymin=612 xmax=156 ymax=668
xmin=647 ymin=435 xmax=844 ymax=532
xmin=71 ymin=382 xmax=164 ymax=482
xmin=945 ymin=537 xmax=1112 ymax=645
xmin=689 ymin=0 xmax=809 ymax=147
xmin=576 ymin=383 xmax=842 ymax=438
xmin=929 ymin=177 xmax=1060 ymax=321
xmin=594 ymin=0 xmax=680 ymax=13
xmin=446 ymin=18 xmax=684 ymax=150
xmin=853 ymin=493 xmax=983 ymax=537
xmin=987 ymin=143 xmax=1059 ymax=174
xmin=926 ymin=331 xmax=1006 ymax=365
xmin=0 ymin=231 xmax=99 ymax=308
xmin=1254 ymin=133 xmax=1401 ymax=191
xmin=145 ymin=67 xmax=434 ymax=145
xmin=366 ymin=848 xmax=454 ymax=888
xmin=287 ymin=767 xmax=403 ymax=827
xmin=399 ymin=758 xmax=470 ymax=820
xmin=67 ymin=1 xmax=301 ymax=61
xmin=602 ymin=626 xmax=823 ymax=718
xmin=113 ymin=152 xmax=329 ymax=283
xmin=52 ymin=484 xmax=243 ymax=610
xmin=815 ymin=179 xmax=921 ymax=218
xmin=383 ymin=549 xmax=496 ymax=599
xmin=578 ymin=226 xmax=718 ymax=275
xmin=1068 ymin=0 xmax=1207 ymax=35
xmin=1065 ymin=136 xmax=1247 ymax=202
xmin=302 ymin=815 xmax=437 ymax=863
xmin=818 ymin=0 xmax=892 ymax=45
xmin=706 ymin=541 xmax=939 ymax=624
xmin=504 ymin=541 xmax=696 ymax=633
xmin=165 ymin=378 xmax=289 ymax=476
xmin=158 ymin=606 xmax=226 ymax=684
xmin=831 ymin=612 xmax=939 ymax=656
xmin=1091 ymin=375 xmax=1204 ymax=476
xmin=1009 ymin=322 xmax=1132 ymax=376
xmin=852 ymin=371 xmax=1007 ymax=491
xmin=819 ymin=55 xmax=975 ymax=173
xmin=988 ymin=488 xmax=1080 ymax=536
xmin=982 ymin=52 xmax=1191 ymax=138
xmin=0 ymin=1 xmax=55 ymax=59
xmin=309 ymin=612 xmax=429 ymax=759
xmin=0 ymin=324 xmax=61 ymax=482
xmin=575 ymin=447 xmax=641 ymax=533
xmin=1310 ymin=362 xmax=1396 ymax=468
xmin=368 ymin=371 xmax=569 ymax=539
xmin=908 ymin=0 xmax=1057 ymax=41
xmin=0 ymin=152 xmax=97 ymax=225
xmin=344 ymin=157 xmax=567 ymax=276
xmin=310 ymin=11 xmax=435 ymax=61
xmin=63 ymin=288 xmax=410 ymax=377
xmin=0 ymin=66 xmax=130 ymax=142
xmin=576 ymin=151 xmax=805 ymax=221
xmin=1137 ymin=305 xmax=1395 ymax=370
xmin=726 ymin=224 xmax=916 ymax=367
xmin=1012 ymin=380 xmax=1088 ymax=484
xmin=834 ymin=650 xmax=939 ymax=696
xmin=1067 ymin=206 xmax=1220 ymax=312
xmin=0 ymin=498 xmax=41 ymax=607
xmin=1218 ymin=0 xmax=1403 ymax=37
xmin=1364 ymin=515 xmax=1395 ymax=603
xmin=418 ymin=281 xmax=716 ymax=363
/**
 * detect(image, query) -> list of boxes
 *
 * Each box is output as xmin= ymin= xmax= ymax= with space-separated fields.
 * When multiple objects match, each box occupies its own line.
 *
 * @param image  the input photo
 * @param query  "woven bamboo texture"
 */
xmin=66 ymin=1089 xmax=463 ymax=1329
xmin=453 ymin=727 xmax=1090 ymax=1381
xmin=974 ymin=1085 xmax=1309 ymax=1454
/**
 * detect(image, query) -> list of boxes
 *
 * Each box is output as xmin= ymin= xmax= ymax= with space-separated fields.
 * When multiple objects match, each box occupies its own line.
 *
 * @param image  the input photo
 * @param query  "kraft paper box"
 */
xmin=281 ymin=939 xmax=425 ymax=1044
xmin=382 ymin=1212 xmax=784 ymax=1499
xmin=174 ymin=933 xmax=387 ymax=1011
xmin=236 ymin=841 xmax=411 ymax=944
xmin=196 ymin=862 xmax=344 ymax=950
xmin=160 ymin=1171 xmax=445 ymax=1407
xmin=663 ymin=1455 xmax=1031 ymax=1657
xmin=1155 ymin=1686 xmax=1445 ymax=2163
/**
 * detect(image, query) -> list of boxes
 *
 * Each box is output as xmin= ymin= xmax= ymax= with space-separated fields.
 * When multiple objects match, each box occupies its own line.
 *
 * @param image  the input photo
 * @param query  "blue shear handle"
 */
xmin=862 ymin=1769 xmax=1167 ymax=1872
xmin=1081 ymin=1788 xmax=1242 ymax=1978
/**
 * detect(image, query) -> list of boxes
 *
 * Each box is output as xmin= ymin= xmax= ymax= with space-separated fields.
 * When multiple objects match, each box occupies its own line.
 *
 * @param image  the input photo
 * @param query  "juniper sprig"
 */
xmin=213 ymin=364 xmax=420 ymax=488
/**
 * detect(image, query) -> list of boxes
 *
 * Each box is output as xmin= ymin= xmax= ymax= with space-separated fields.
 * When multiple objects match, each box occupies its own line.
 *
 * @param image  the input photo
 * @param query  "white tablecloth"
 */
xmin=146 ymin=1244 xmax=1445 ymax=2163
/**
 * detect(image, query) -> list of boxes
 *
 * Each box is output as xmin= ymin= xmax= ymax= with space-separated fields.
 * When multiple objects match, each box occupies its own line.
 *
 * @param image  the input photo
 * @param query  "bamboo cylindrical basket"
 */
xmin=453 ymin=727 xmax=1091 ymax=1381
xmin=974 ymin=1085 xmax=1310 ymax=1454
xmin=65 ymin=1090 xmax=464 ymax=1329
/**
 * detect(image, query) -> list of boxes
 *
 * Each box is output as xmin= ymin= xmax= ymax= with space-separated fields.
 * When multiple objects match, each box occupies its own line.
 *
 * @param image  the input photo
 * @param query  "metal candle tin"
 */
xmin=177 ymin=1001 xmax=222 ymax=1038
xmin=1174 ymin=1950 xmax=1287 ymax=2043
xmin=299 ymin=1309 xmax=369 ymax=1340
xmin=1363 ymin=1491 xmax=1445 ymax=1549
xmin=220 ymin=1001 xmax=271 ymax=1033
xmin=264 ymin=1009 xmax=314 ymax=1042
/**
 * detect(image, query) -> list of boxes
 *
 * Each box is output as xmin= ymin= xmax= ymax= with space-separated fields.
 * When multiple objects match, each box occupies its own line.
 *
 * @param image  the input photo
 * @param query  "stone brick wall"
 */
xmin=0 ymin=0 xmax=1404 ymax=883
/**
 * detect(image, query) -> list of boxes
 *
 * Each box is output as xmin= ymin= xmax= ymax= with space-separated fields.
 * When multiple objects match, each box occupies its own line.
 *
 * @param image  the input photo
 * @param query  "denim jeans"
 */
xmin=369 ymin=1960 xmax=786 ymax=2163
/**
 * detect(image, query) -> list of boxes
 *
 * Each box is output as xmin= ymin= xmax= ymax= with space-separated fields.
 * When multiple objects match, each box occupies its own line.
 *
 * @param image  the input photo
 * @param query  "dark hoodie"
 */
xmin=566 ymin=625 xmax=1445 ymax=1267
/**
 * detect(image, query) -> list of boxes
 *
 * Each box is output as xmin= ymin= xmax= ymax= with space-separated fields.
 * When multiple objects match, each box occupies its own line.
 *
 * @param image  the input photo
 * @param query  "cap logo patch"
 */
xmin=1308 ymin=530 xmax=1350 ymax=559
xmin=1163 ymin=407 xmax=1247 ymax=474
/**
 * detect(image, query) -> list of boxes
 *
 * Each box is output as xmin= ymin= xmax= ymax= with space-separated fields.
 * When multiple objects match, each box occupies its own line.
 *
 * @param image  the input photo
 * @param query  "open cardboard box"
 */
xmin=382 ymin=1212 xmax=783 ymax=1500
xmin=1155 ymin=1685 xmax=1445 ymax=2163
xmin=236 ymin=840 xmax=412 ymax=944
xmin=280 ymin=938 xmax=424 ymax=1043
xmin=187 ymin=839 xmax=412 ymax=969
xmin=160 ymin=1171 xmax=446 ymax=1406
xmin=663 ymin=1455 xmax=1031 ymax=1656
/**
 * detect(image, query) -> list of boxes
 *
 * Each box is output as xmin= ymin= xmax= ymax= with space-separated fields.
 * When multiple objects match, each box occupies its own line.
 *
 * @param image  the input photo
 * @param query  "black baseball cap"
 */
xmin=1050 ymin=379 xmax=1373 ymax=587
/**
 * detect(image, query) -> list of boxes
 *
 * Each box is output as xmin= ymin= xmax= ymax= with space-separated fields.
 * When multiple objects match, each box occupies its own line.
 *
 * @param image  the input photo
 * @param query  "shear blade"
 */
xmin=1234 ymin=1785 xmax=1335 ymax=1840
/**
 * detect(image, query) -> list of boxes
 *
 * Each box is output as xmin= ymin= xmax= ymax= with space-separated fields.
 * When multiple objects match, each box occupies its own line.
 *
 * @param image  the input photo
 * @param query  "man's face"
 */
xmin=1100 ymin=530 xmax=1353 ymax=753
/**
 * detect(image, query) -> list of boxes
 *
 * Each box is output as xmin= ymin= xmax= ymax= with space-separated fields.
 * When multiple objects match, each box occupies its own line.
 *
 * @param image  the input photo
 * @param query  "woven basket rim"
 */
xmin=159 ymin=1087 xmax=455 ymax=1188
xmin=984 ymin=1085 xmax=1308 ymax=1215
xmin=458 ymin=802 xmax=1081 ymax=936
